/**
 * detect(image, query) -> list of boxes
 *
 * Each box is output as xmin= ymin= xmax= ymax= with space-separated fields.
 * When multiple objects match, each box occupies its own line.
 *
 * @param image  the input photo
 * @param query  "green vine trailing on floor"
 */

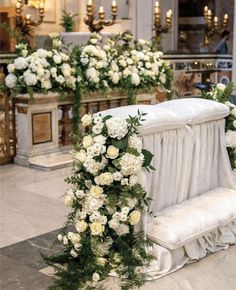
xmin=201 ymin=82 xmax=236 ymax=170
xmin=43 ymin=110 xmax=155 ymax=290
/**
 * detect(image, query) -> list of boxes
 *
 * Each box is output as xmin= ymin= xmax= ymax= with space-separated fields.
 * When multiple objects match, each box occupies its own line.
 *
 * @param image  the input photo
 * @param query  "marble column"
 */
xmin=232 ymin=1 xmax=236 ymax=96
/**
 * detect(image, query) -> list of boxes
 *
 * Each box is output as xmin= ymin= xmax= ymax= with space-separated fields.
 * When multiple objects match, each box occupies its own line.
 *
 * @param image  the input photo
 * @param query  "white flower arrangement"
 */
xmin=202 ymin=82 xmax=236 ymax=170
xmin=45 ymin=111 xmax=154 ymax=289
xmin=3 ymin=34 xmax=79 ymax=98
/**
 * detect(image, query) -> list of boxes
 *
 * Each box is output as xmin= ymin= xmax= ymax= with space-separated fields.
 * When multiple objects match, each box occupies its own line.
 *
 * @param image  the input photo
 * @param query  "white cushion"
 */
xmin=155 ymin=98 xmax=230 ymax=125
xmin=147 ymin=187 xmax=236 ymax=250
xmin=99 ymin=105 xmax=188 ymax=135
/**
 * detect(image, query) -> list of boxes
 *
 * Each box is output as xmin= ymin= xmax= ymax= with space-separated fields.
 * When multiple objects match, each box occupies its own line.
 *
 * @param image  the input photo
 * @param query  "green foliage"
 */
xmin=44 ymin=111 xmax=155 ymax=290
xmin=60 ymin=10 xmax=78 ymax=32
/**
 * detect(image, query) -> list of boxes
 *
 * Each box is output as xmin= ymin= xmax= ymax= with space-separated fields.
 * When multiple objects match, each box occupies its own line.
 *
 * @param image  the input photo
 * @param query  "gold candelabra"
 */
xmin=15 ymin=0 xmax=45 ymax=45
xmin=154 ymin=1 xmax=173 ymax=36
xmin=84 ymin=0 xmax=118 ymax=33
xmin=203 ymin=5 xmax=228 ymax=45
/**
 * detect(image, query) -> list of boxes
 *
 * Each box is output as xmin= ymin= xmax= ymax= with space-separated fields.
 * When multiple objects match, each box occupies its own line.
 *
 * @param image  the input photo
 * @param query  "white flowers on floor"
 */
xmin=46 ymin=111 xmax=154 ymax=289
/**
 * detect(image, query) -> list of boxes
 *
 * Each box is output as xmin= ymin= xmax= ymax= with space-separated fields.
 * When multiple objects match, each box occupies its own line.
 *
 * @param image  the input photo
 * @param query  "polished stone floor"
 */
xmin=1 ymin=164 xmax=236 ymax=290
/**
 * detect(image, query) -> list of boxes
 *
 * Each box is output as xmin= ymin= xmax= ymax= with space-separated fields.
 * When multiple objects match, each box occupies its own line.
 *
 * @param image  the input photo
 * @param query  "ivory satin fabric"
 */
xmin=99 ymin=99 xmax=236 ymax=279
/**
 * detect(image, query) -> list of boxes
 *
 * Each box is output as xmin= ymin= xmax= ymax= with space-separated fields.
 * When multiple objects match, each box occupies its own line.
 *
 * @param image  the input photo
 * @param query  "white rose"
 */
xmin=108 ymin=219 xmax=120 ymax=229
xmin=113 ymin=171 xmax=123 ymax=181
xmin=70 ymin=249 xmax=78 ymax=258
xmin=106 ymin=117 xmax=128 ymax=140
xmin=97 ymin=257 xmax=106 ymax=267
xmin=75 ymin=220 xmax=88 ymax=233
xmin=75 ymin=190 xmax=85 ymax=199
xmin=90 ymin=221 xmax=104 ymax=236
xmin=92 ymin=273 xmax=100 ymax=282
xmin=90 ymin=185 xmax=103 ymax=198
xmin=97 ymin=172 xmax=113 ymax=186
xmin=119 ymin=212 xmax=128 ymax=222
xmin=7 ymin=63 xmax=15 ymax=73
xmin=115 ymin=224 xmax=129 ymax=236
xmin=121 ymin=178 xmax=129 ymax=185
xmin=94 ymin=134 xmax=106 ymax=144
xmin=56 ymin=75 xmax=65 ymax=84
xmin=216 ymin=83 xmax=226 ymax=91
xmin=53 ymin=39 xmax=62 ymax=47
xmin=129 ymin=175 xmax=138 ymax=186
xmin=83 ymin=135 xmax=94 ymax=148
xmin=41 ymin=79 xmax=52 ymax=90
xmin=63 ymin=236 xmax=68 ymax=245
xmin=5 ymin=73 xmax=17 ymax=88
xmin=106 ymin=145 xmax=119 ymax=159
xmin=129 ymin=210 xmax=141 ymax=225
xmin=21 ymin=49 xmax=28 ymax=57
xmin=92 ymin=123 xmax=103 ymax=134
xmin=64 ymin=195 xmax=75 ymax=207
xmin=121 ymin=207 xmax=130 ymax=215
xmin=81 ymin=114 xmax=92 ymax=127
xmin=74 ymin=149 xmax=87 ymax=163
xmin=57 ymin=234 xmax=63 ymax=241
xmin=68 ymin=232 xmax=81 ymax=245
xmin=126 ymin=197 xmax=137 ymax=209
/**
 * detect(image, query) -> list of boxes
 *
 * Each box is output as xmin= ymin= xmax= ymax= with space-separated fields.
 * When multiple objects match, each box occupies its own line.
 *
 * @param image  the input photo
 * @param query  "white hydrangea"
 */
xmin=37 ymin=48 xmax=48 ymax=58
xmin=53 ymin=54 xmax=62 ymax=64
xmin=14 ymin=57 xmax=28 ymax=70
xmin=120 ymin=153 xmax=143 ymax=176
xmin=131 ymin=73 xmax=140 ymax=86
xmin=225 ymin=130 xmax=236 ymax=148
xmin=5 ymin=73 xmax=17 ymax=88
xmin=86 ymin=67 xmax=99 ymax=83
xmin=93 ymin=134 xmax=107 ymax=145
xmin=106 ymin=117 xmax=128 ymax=140
xmin=128 ymin=134 xmax=142 ymax=153
xmin=83 ymin=155 xmax=107 ymax=175
xmin=113 ymin=171 xmax=123 ymax=181
xmin=23 ymin=71 xmax=38 ymax=86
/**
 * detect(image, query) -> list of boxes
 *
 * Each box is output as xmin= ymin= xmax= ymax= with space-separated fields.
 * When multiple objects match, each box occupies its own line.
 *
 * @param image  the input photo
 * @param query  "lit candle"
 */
xmin=112 ymin=0 xmax=117 ymax=7
xmin=168 ymin=9 xmax=173 ymax=17
xmin=204 ymin=6 xmax=208 ymax=13
xmin=224 ymin=13 xmax=228 ymax=19
xmin=87 ymin=0 xmax=93 ymax=6
xmin=40 ymin=2 xmax=44 ymax=9
xmin=207 ymin=9 xmax=212 ymax=16
xmin=26 ymin=14 xmax=31 ymax=20
xmin=155 ymin=1 xmax=159 ymax=7
xmin=99 ymin=6 xmax=104 ymax=13
xmin=214 ymin=16 xmax=218 ymax=22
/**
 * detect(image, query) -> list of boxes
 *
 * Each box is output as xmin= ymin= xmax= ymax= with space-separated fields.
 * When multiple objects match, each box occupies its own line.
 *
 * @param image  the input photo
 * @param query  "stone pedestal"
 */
xmin=14 ymin=93 xmax=73 ymax=170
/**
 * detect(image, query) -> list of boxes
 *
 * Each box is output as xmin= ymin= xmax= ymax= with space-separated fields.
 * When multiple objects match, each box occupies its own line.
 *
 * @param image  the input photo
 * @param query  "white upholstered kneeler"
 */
xmin=99 ymin=99 xmax=236 ymax=279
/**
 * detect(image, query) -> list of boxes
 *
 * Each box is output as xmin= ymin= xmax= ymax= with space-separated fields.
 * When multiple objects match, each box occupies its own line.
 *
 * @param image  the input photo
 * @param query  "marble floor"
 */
xmin=0 ymin=164 xmax=236 ymax=290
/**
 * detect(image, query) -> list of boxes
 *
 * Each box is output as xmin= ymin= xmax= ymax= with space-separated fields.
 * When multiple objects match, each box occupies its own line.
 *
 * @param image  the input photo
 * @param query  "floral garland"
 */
xmin=44 ymin=111 xmax=154 ymax=290
xmin=202 ymin=82 xmax=236 ymax=171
